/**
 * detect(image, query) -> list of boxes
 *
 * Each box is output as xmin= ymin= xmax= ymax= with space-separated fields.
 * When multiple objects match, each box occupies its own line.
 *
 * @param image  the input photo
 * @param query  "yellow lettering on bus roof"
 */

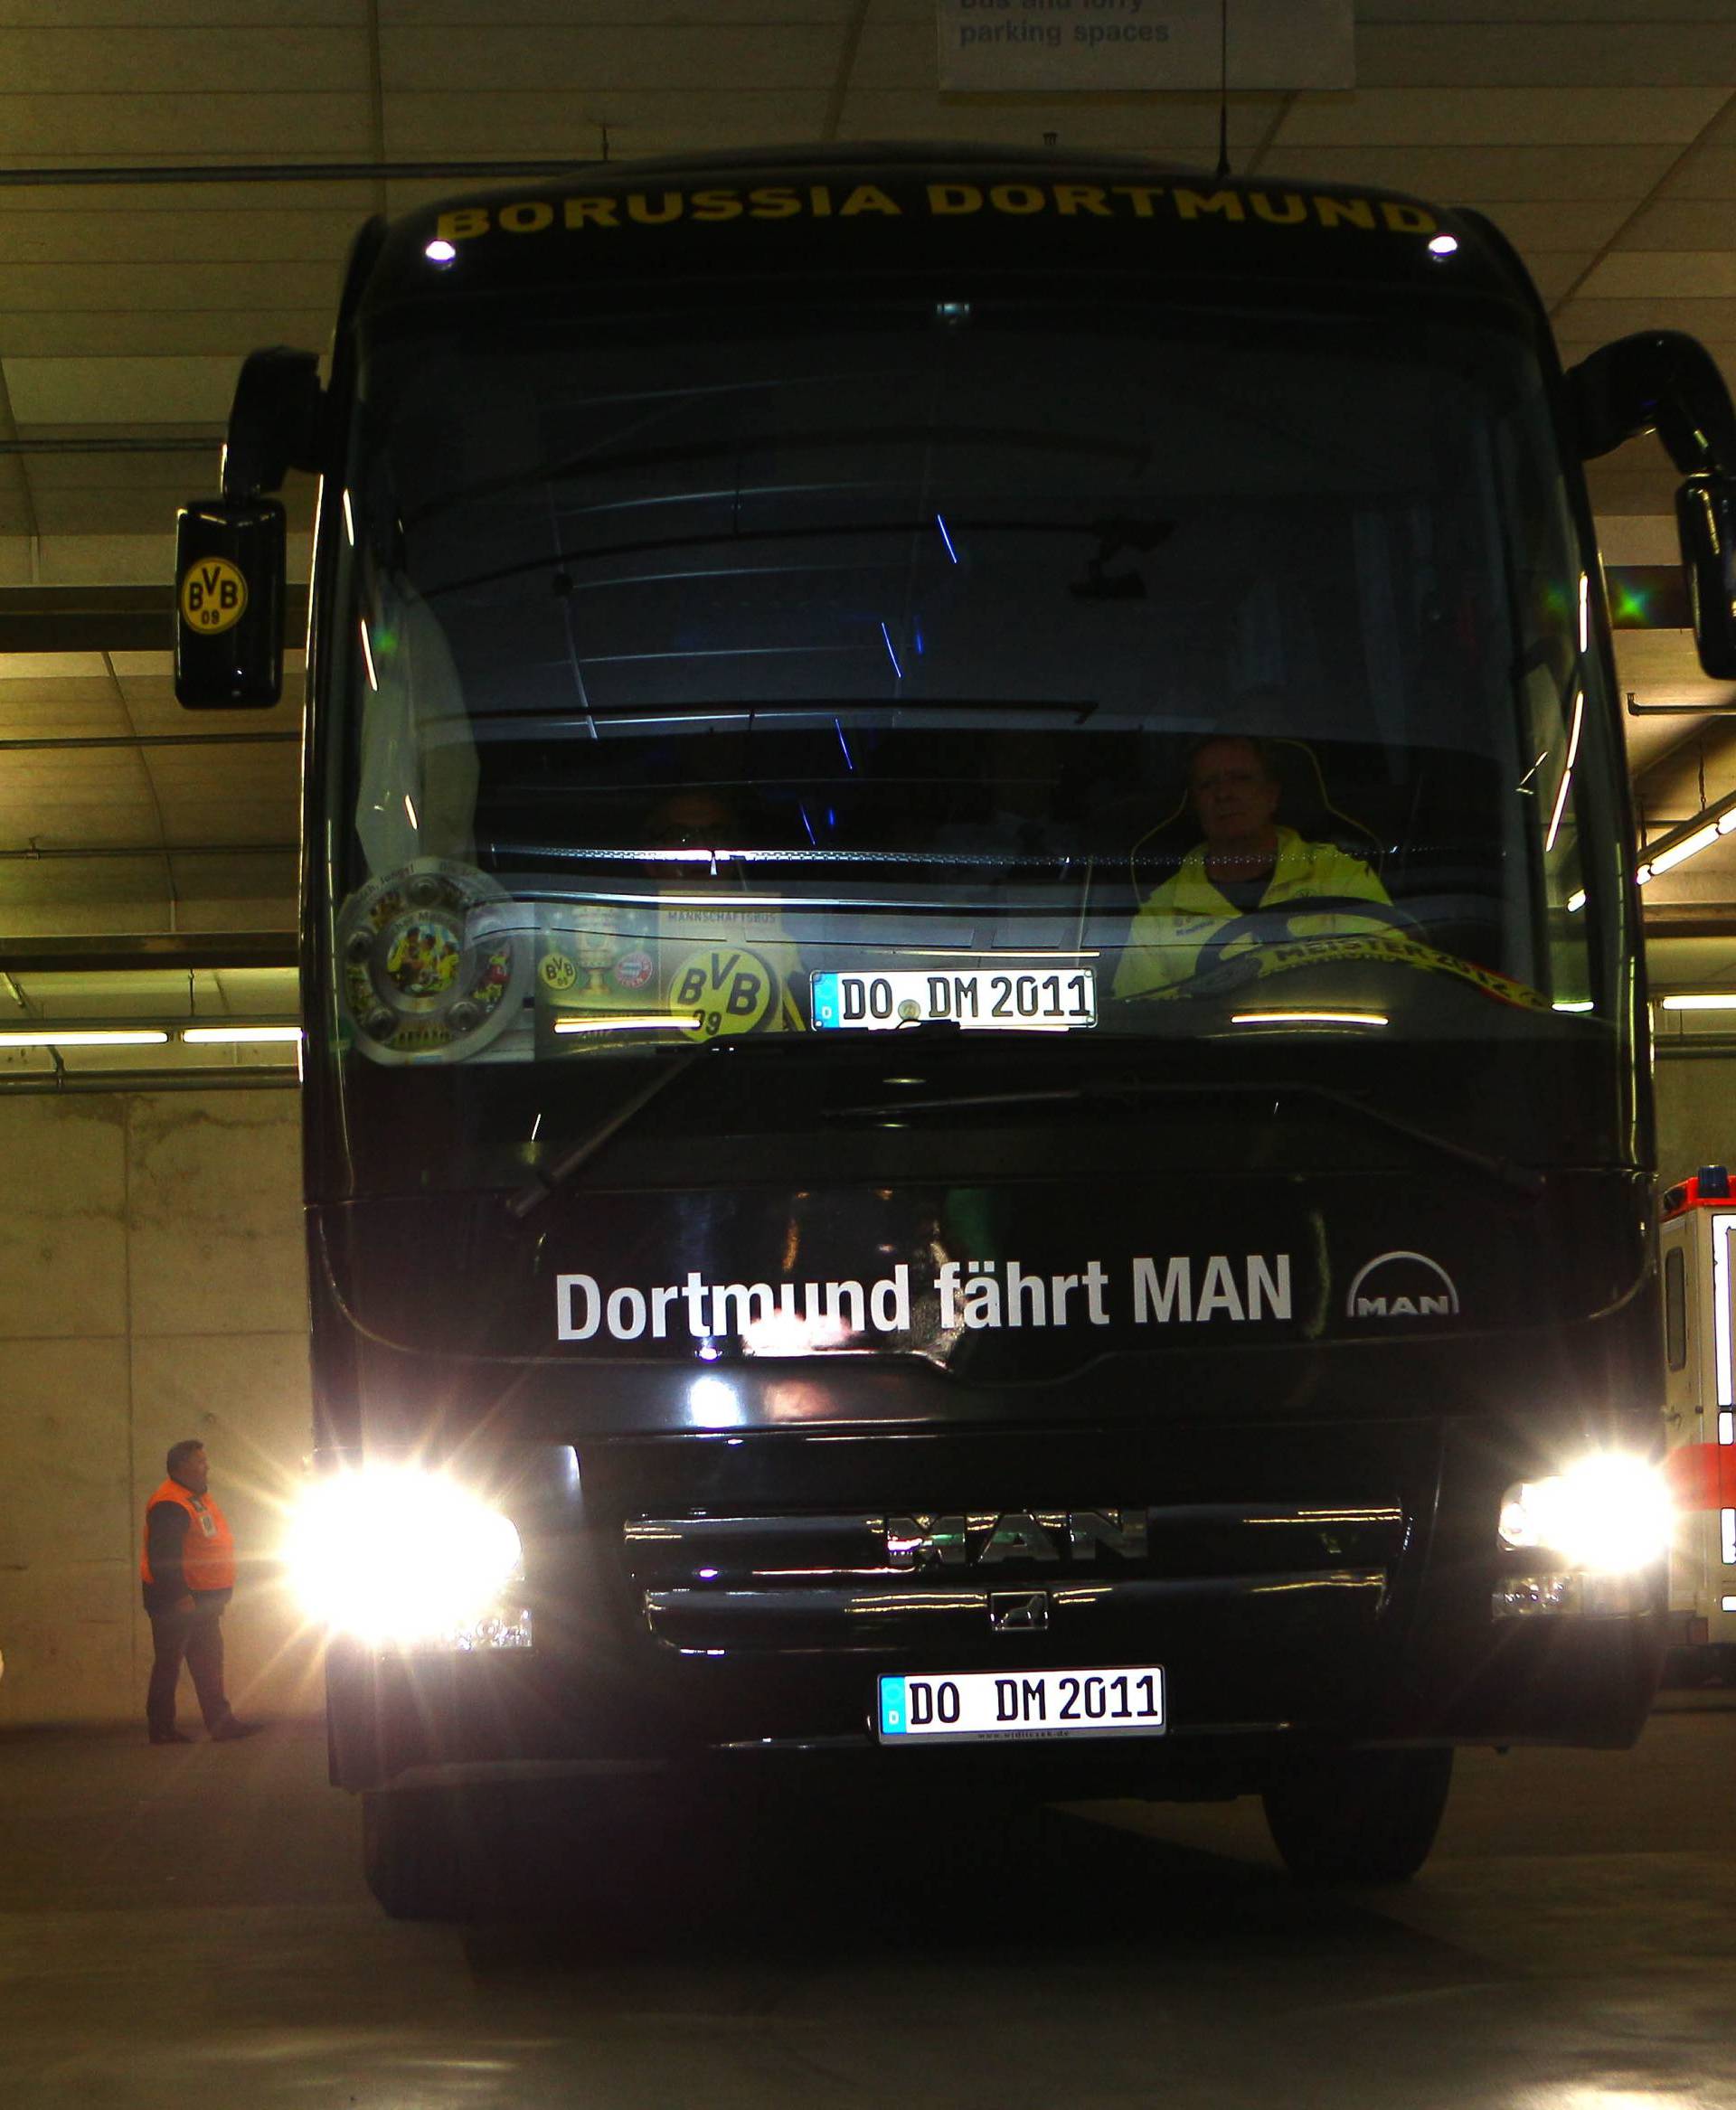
xmin=499 ymin=201 xmax=553 ymax=234
xmin=1174 ymin=190 xmax=1245 ymax=222
xmin=1315 ymin=195 xmax=1378 ymax=231
xmin=1052 ymin=184 xmax=1111 ymax=218
xmin=838 ymin=184 xmax=901 ymax=216
xmin=425 ymin=181 xmax=1444 ymax=247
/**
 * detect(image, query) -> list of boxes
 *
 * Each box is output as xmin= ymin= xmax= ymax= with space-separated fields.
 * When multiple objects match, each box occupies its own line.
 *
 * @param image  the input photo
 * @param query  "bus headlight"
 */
xmin=1496 ymin=1453 xmax=1672 ymax=1575
xmin=285 ymin=1465 xmax=530 ymax=1650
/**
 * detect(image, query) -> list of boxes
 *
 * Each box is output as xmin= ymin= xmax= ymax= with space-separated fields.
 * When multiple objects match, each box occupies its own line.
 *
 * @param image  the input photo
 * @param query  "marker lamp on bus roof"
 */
xmin=1496 ymin=1454 xmax=1672 ymax=1574
xmin=286 ymin=1465 xmax=527 ymax=1650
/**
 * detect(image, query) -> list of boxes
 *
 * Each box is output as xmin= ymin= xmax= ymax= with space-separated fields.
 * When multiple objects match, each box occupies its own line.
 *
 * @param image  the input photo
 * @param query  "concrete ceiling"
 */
xmin=5 ymin=0 xmax=1736 ymax=1068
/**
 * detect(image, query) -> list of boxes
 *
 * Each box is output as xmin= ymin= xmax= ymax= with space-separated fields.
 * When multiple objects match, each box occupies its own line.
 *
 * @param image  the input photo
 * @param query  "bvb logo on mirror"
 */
xmin=180 ymin=557 xmax=250 ymax=635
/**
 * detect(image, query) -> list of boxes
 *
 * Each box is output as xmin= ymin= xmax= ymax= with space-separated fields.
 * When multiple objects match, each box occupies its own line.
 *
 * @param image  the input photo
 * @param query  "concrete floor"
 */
xmin=3 ymin=1700 xmax=1734 ymax=2109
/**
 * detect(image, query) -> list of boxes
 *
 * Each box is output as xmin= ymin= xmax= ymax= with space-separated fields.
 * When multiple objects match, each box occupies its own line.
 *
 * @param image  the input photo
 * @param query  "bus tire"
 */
xmin=362 ymin=1787 xmax=492 ymax=1921
xmin=1261 ymin=1746 xmax=1453 ymax=1884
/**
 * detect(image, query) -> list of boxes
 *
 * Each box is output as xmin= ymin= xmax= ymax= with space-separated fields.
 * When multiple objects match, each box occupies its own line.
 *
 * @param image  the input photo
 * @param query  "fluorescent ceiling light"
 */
xmin=1646 ymin=822 xmax=1721 ymax=879
xmin=1660 ymin=994 xmax=1736 ymax=1012
xmin=1637 ymin=788 xmax=1736 ymax=885
xmin=0 ymin=1029 xmax=169 ymax=1047
xmin=181 ymin=1024 xmax=302 ymax=1044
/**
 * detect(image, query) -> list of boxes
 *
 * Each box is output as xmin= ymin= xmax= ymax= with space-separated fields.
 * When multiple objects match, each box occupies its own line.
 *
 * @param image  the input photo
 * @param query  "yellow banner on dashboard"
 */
xmin=1145 ymin=930 xmax=1552 ymax=1013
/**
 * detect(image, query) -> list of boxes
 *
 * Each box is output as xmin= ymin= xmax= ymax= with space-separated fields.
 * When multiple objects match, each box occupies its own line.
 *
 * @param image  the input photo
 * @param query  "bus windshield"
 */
xmin=326 ymin=293 xmax=1626 ymax=1176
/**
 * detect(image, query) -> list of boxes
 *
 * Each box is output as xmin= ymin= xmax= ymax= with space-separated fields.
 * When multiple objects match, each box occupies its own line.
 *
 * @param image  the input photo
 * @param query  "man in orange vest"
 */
xmin=140 ymin=1438 xmax=256 ymax=1745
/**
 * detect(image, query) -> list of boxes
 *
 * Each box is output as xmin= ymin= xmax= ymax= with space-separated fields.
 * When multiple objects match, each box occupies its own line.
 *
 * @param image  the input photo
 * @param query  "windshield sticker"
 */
xmin=556 ymin=1250 xmax=1293 ymax=1348
xmin=433 ymin=184 xmax=1438 ymax=248
xmin=534 ymin=902 xmax=804 ymax=1054
xmin=337 ymin=859 xmax=530 ymax=1065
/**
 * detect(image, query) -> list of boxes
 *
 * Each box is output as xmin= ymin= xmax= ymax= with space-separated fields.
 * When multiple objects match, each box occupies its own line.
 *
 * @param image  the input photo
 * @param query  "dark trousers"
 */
xmin=146 ymin=1602 xmax=232 ymax=1736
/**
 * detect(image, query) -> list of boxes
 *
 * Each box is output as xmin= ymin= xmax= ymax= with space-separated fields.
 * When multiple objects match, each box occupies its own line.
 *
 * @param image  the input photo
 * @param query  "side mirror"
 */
xmin=1676 ymin=476 xmax=1736 ymax=681
xmin=175 ymin=499 xmax=285 ymax=709
xmin=223 ymin=345 xmax=324 ymax=501
xmin=175 ymin=344 xmax=323 ymax=710
xmin=1566 ymin=333 xmax=1736 ymax=685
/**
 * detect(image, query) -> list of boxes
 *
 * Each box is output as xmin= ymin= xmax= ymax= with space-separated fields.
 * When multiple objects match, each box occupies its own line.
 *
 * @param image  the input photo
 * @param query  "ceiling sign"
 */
xmin=936 ymin=0 xmax=1354 ymax=93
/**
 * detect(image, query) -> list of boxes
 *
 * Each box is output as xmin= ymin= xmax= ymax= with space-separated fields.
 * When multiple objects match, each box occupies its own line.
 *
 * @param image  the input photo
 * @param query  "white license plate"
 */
xmin=877 ymin=1664 xmax=1165 ymax=1745
xmin=811 ymin=967 xmax=1096 ymax=1032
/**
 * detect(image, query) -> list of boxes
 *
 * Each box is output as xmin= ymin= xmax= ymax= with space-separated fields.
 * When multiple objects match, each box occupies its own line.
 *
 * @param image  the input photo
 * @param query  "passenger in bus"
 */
xmin=1113 ymin=734 xmax=1392 ymax=999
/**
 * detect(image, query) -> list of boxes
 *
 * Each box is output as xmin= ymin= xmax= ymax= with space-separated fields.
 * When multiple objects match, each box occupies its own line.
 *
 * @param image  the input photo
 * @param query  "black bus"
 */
xmin=178 ymin=146 xmax=1736 ymax=1917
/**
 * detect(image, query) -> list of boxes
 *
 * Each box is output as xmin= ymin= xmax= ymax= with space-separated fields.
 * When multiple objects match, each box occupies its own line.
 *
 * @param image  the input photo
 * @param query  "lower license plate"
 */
xmin=811 ymin=967 xmax=1096 ymax=1032
xmin=877 ymin=1664 xmax=1165 ymax=1745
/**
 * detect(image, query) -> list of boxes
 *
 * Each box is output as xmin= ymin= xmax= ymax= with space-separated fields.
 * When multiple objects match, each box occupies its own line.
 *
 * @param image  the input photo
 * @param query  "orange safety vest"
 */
xmin=140 ymin=1480 xmax=237 ymax=1595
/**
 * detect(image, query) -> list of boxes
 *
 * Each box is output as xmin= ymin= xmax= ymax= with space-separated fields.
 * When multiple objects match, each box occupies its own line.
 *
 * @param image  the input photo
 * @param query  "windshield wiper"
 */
xmin=826 ymin=1076 xmax=1545 ymax=1201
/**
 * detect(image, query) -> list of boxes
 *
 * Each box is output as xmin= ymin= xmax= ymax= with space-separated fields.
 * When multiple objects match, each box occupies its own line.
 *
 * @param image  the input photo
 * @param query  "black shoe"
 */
xmin=149 ymin=1729 xmax=193 ymax=1745
xmin=209 ymin=1719 xmax=259 ymax=1742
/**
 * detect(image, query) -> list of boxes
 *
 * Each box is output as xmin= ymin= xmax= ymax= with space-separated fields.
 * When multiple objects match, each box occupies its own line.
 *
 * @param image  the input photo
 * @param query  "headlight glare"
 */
xmin=1497 ymin=1453 xmax=1672 ymax=1574
xmin=286 ymin=1464 xmax=524 ymax=1648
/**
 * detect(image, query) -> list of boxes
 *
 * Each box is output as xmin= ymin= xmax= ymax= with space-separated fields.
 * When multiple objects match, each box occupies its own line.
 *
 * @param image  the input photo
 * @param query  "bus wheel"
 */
xmin=362 ymin=1787 xmax=494 ymax=1920
xmin=1261 ymin=1747 xmax=1453 ymax=1884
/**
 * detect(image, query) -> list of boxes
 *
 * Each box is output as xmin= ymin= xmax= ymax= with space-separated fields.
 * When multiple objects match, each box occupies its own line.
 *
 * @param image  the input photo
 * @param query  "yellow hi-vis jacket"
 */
xmin=1114 ymin=826 xmax=1392 ymax=1000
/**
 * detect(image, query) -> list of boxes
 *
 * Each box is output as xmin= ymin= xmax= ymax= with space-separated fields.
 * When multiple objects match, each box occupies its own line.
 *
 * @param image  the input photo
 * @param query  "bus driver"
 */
xmin=1112 ymin=735 xmax=1392 ymax=1000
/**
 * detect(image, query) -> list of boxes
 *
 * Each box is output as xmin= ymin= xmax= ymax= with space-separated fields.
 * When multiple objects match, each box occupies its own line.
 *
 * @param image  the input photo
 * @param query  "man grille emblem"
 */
xmin=990 ymin=1591 xmax=1050 ymax=1632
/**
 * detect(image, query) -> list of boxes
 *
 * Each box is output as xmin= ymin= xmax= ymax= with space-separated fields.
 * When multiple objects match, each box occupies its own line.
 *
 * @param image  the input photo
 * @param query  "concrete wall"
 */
xmin=1656 ymin=1049 xmax=1736 ymax=1192
xmin=0 ymin=1089 xmax=317 ymax=1728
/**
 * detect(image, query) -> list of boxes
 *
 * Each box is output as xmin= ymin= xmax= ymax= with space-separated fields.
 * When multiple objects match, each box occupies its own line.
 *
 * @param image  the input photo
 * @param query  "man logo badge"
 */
xmin=1345 ymin=1249 xmax=1460 ymax=1320
xmin=990 ymin=1591 xmax=1050 ymax=1632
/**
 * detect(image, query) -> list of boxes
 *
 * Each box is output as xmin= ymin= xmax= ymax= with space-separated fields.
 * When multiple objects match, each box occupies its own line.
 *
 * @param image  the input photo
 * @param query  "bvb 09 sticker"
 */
xmin=179 ymin=557 xmax=249 ymax=635
xmin=669 ymin=945 xmax=774 ymax=1038
xmin=336 ymin=858 xmax=531 ymax=1065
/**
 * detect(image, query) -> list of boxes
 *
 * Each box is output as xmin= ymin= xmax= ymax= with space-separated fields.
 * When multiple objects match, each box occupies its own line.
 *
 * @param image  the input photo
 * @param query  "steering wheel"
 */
xmin=1178 ymin=895 xmax=1423 ymax=990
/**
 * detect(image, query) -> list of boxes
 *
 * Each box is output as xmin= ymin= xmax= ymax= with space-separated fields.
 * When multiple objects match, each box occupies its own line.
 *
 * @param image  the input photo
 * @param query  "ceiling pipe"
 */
xmin=0 ymin=438 xmax=213 ymax=454
xmin=0 ymin=731 xmax=297 ymax=753
xmin=0 ymin=159 xmax=601 ymax=188
xmin=0 ymin=1069 xmax=297 ymax=1095
xmin=0 ymin=841 xmax=294 ymax=861
xmin=0 ymin=934 xmax=295 ymax=971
